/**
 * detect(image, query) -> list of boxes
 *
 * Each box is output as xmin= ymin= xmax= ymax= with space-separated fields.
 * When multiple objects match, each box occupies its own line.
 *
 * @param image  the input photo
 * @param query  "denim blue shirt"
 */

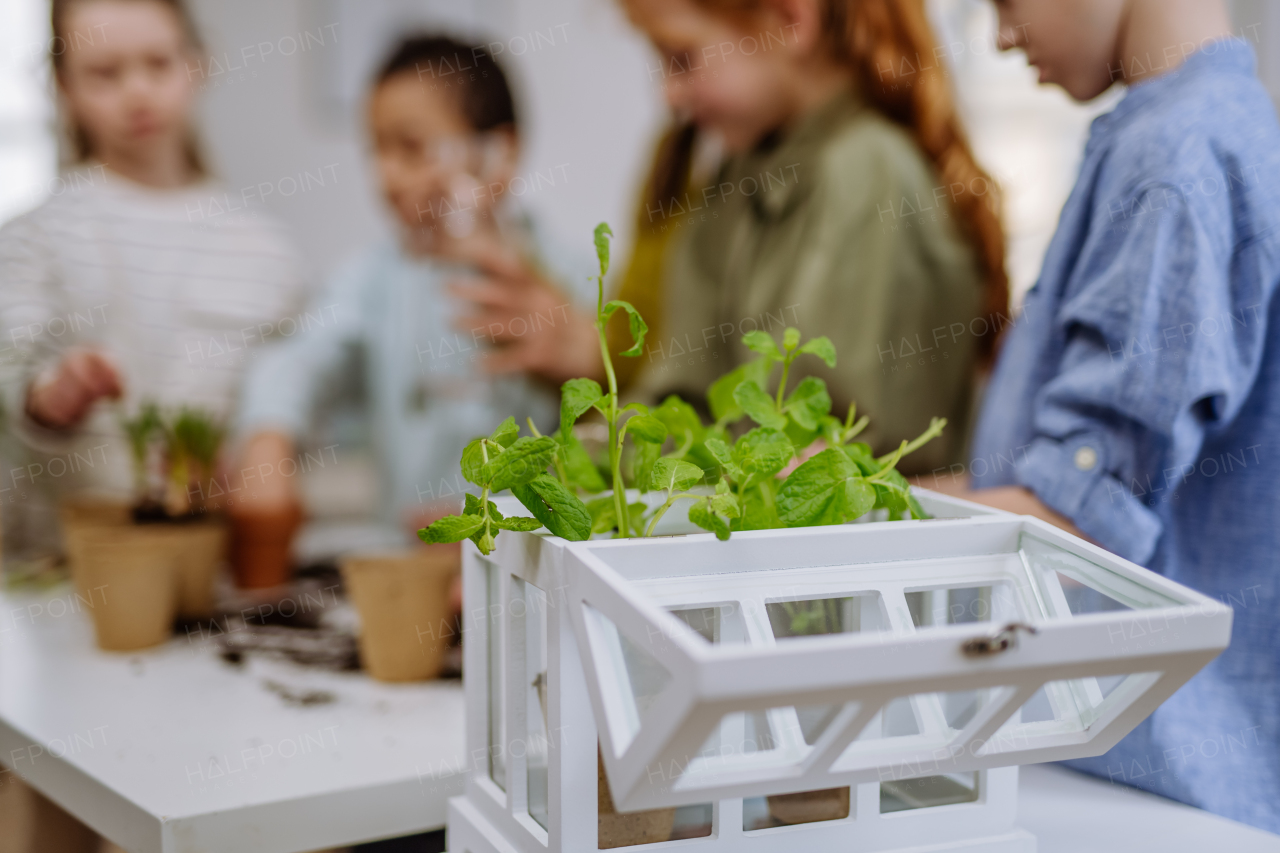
xmin=971 ymin=40 xmax=1280 ymax=833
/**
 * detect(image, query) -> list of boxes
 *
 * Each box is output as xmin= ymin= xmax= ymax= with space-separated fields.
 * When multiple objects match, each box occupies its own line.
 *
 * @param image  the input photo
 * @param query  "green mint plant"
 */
xmin=419 ymin=221 xmax=948 ymax=555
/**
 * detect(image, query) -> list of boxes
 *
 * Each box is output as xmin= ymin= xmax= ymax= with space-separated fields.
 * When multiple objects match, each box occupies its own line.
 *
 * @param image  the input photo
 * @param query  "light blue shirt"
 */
xmin=972 ymin=41 xmax=1280 ymax=832
xmin=239 ymin=235 xmax=585 ymax=524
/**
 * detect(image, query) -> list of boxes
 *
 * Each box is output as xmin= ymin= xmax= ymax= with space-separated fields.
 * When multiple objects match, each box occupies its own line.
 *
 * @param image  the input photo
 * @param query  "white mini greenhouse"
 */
xmin=448 ymin=491 xmax=1231 ymax=853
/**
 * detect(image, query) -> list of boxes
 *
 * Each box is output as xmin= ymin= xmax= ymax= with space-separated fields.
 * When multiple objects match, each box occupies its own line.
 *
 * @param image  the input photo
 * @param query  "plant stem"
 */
xmin=876 ymin=417 xmax=947 ymax=465
xmin=774 ymin=353 xmax=794 ymax=410
xmin=868 ymin=441 xmax=908 ymax=481
xmin=845 ymin=415 xmax=871 ymax=442
xmin=529 ymin=418 xmax=570 ymax=487
xmin=479 ymin=441 xmax=493 ymax=547
xmin=644 ymin=491 xmax=697 ymax=537
xmin=596 ymin=285 xmax=629 ymax=538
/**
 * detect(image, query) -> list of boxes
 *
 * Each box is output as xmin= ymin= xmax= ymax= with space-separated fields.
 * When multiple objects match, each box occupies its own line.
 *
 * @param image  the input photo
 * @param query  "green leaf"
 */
xmin=708 ymin=366 xmax=746 ymax=423
xmin=783 ymin=327 xmax=801 ymax=351
xmin=688 ymin=499 xmax=732 ymax=540
xmin=742 ymin=330 xmax=781 ymax=359
xmin=733 ymin=427 xmax=792 ymax=486
xmin=819 ymin=415 xmax=845 ymax=448
xmin=419 ymin=514 xmax=485 ymax=544
xmin=873 ymin=468 xmax=921 ymax=519
xmin=707 ymin=359 xmax=771 ymax=423
xmin=799 ymin=336 xmax=837 ymax=368
xmin=485 ymin=436 xmax=557 ymax=492
xmin=738 ymin=483 xmax=783 ymax=530
xmin=625 ymin=415 xmax=667 ymax=445
xmin=652 ymin=395 xmax=703 ymax=444
xmin=490 ymin=416 xmax=519 ymax=448
xmin=633 ymin=439 xmax=662 ymax=491
xmin=621 ymin=402 xmax=650 ymax=417
xmin=844 ymin=477 xmax=877 ymax=520
xmin=651 ymin=457 xmax=703 ymax=492
xmin=784 ymin=420 xmax=821 ymax=455
xmin=593 ymin=222 xmax=613 ymax=278
xmin=783 ymin=376 xmax=832 ymax=431
xmin=586 ymin=497 xmax=646 ymax=534
xmin=560 ymin=378 xmax=604 ymax=440
xmin=586 ymin=496 xmax=618 ymax=534
xmin=511 ymin=475 xmax=592 ymax=541
xmin=463 ymin=493 xmax=503 ymax=520
xmin=776 ymin=448 xmax=876 ymax=527
xmin=703 ymin=437 xmax=734 ymax=468
xmin=603 ymin=300 xmax=648 ymax=357
xmin=710 ymin=491 xmax=740 ymax=518
xmin=842 ymin=442 xmax=879 ymax=476
xmin=562 ymin=433 xmax=606 ymax=493
xmin=734 ymin=381 xmax=787 ymax=430
xmin=493 ymin=516 xmax=544 ymax=532
xmin=460 ymin=439 xmax=487 ymax=486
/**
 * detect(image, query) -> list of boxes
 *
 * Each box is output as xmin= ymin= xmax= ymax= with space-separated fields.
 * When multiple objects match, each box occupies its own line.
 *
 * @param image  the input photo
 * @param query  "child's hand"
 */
xmin=25 ymin=347 xmax=123 ymax=429
xmin=230 ymin=431 xmax=301 ymax=515
xmin=448 ymin=243 xmax=602 ymax=385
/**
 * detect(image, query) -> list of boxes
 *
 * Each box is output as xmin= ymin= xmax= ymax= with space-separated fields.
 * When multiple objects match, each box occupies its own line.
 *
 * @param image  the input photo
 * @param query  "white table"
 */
xmin=0 ymin=584 xmax=465 ymax=852
xmin=1019 ymin=764 xmax=1280 ymax=852
xmin=2 ymin=585 xmax=1277 ymax=853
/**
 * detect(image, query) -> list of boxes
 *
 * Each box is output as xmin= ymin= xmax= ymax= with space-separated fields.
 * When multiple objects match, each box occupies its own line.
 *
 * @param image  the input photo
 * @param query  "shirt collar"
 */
xmin=1090 ymin=38 xmax=1257 ymax=142
xmin=730 ymin=85 xmax=866 ymax=221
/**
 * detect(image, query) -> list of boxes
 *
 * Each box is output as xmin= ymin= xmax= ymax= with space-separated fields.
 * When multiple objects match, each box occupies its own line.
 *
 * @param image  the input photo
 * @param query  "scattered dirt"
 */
xmin=262 ymin=678 xmax=336 ymax=707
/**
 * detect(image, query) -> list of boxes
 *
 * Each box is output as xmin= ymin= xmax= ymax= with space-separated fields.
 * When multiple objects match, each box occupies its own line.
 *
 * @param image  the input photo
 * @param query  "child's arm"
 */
xmin=0 ymin=215 xmax=121 ymax=441
xmin=231 ymin=255 xmax=369 ymax=511
xmin=971 ymin=182 xmax=1270 ymax=563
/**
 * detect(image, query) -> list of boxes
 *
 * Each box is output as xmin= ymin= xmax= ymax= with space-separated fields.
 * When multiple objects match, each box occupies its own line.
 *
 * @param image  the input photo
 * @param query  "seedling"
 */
xmin=121 ymin=402 xmax=225 ymax=521
xmin=420 ymin=222 xmax=947 ymax=555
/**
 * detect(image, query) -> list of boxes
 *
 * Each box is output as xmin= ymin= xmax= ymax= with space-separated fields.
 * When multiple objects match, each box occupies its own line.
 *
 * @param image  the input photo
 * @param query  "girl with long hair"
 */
xmin=454 ymin=0 xmax=1006 ymax=472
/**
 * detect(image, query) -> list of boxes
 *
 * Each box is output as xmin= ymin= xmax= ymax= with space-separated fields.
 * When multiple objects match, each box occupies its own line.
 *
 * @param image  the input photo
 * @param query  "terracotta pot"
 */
xmin=766 ymin=786 xmax=851 ymax=825
xmin=230 ymin=505 xmax=302 ymax=589
xmin=340 ymin=551 xmax=457 ymax=682
xmin=170 ymin=520 xmax=229 ymax=618
xmin=597 ymin=750 xmax=676 ymax=849
xmin=75 ymin=526 xmax=178 ymax=651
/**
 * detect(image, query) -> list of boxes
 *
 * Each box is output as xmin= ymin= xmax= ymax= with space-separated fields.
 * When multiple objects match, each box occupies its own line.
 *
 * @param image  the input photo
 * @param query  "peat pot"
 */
xmin=340 ymin=550 xmax=458 ymax=682
xmin=73 ymin=525 xmax=178 ymax=651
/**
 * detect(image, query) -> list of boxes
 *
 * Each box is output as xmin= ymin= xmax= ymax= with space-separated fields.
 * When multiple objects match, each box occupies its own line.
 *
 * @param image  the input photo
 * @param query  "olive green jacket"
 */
xmin=632 ymin=89 xmax=984 ymax=473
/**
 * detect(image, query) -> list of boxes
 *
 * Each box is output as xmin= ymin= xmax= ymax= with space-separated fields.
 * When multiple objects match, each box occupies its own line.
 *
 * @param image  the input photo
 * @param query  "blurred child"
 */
xmin=0 ymin=0 xmax=307 ymax=549
xmin=452 ymin=0 xmax=1006 ymax=473
xmin=234 ymin=36 xmax=583 ymax=537
xmin=950 ymin=0 xmax=1280 ymax=832
xmin=0 ymin=0 xmax=306 ymax=847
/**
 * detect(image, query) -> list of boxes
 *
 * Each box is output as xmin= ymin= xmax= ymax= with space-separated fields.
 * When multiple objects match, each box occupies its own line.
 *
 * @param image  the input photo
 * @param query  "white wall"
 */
xmin=186 ymin=0 xmax=666 ymax=284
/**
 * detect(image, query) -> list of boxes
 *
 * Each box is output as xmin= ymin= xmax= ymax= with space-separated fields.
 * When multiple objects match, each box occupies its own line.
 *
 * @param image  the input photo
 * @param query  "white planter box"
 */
xmin=448 ymin=490 xmax=1231 ymax=853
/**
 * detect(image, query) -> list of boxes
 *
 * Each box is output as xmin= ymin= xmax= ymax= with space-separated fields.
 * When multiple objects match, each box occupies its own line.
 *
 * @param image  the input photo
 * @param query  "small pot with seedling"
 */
xmin=63 ymin=404 xmax=229 ymax=649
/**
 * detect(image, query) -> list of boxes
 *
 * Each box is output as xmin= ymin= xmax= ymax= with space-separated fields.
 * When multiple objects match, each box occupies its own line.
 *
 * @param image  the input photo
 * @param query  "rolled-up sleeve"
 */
xmin=1013 ymin=185 xmax=1265 ymax=564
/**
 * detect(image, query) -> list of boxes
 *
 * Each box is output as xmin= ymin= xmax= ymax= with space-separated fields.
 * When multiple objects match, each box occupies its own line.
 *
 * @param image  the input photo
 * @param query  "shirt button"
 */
xmin=1074 ymin=446 xmax=1098 ymax=471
